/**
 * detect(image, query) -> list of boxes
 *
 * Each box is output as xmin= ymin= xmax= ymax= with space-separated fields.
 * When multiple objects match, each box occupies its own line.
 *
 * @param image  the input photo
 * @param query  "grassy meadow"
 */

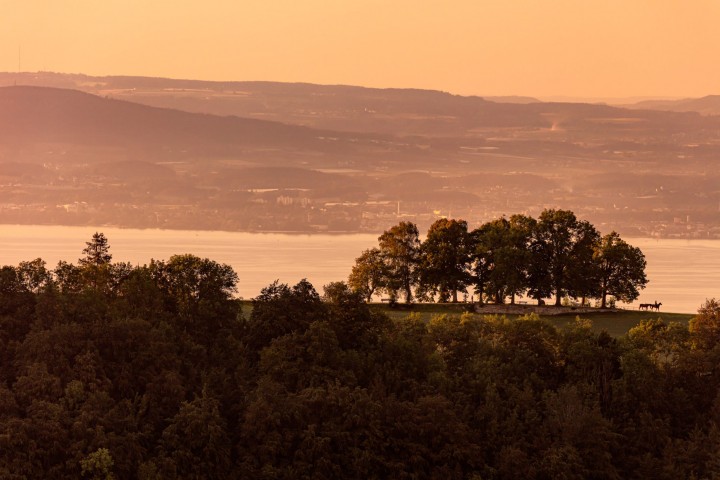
xmin=371 ymin=303 xmax=694 ymax=337
xmin=240 ymin=300 xmax=694 ymax=337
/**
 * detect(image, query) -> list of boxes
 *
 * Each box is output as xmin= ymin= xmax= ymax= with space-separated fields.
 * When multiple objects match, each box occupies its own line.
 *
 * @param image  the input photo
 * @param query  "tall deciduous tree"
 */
xmin=16 ymin=258 xmax=49 ymax=294
xmin=472 ymin=219 xmax=503 ymax=304
xmin=689 ymin=298 xmax=720 ymax=350
xmin=151 ymin=255 xmax=239 ymax=339
xmin=54 ymin=260 xmax=84 ymax=294
xmin=504 ymin=214 xmax=535 ymax=303
xmin=469 ymin=227 xmax=492 ymax=306
xmin=322 ymin=281 xmax=389 ymax=349
xmin=566 ymin=222 xmax=602 ymax=306
xmin=378 ymin=222 xmax=420 ymax=303
xmin=0 ymin=265 xmax=33 ymax=317
xmin=418 ymin=219 xmax=471 ymax=302
xmin=348 ymin=248 xmax=386 ymax=302
xmin=80 ymin=448 xmax=115 ymax=480
xmin=246 ymin=279 xmax=326 ymax=353
xmin=532 ymin=209 xmax=600 ymax=306
xmin=471 ymin=216 xmax=533 ymax=304
xmin=593 ymin=231 xmax=647 ymax=308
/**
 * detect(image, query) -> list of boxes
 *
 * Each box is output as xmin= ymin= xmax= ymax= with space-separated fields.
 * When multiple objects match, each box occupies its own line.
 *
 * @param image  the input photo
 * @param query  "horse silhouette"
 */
xmin=639 ymin=301 xmax=662 ymax=311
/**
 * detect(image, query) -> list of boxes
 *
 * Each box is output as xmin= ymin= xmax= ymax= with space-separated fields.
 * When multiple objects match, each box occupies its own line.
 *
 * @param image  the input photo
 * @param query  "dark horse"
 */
xmin=640 ymin=301 xmax=662 ymax=311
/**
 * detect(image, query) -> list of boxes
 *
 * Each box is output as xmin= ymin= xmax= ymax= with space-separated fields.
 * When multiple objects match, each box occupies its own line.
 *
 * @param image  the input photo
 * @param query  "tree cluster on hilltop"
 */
xmin=2 ymin=233 xmax=720 ymax=478
xmin=350 ymin=209 xmax=648 ymax=308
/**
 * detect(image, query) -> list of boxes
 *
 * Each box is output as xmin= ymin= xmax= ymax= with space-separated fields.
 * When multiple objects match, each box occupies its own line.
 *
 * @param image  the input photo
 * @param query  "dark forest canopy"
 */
xmin=0 ymin=233 xmax=719 ymax=478
xmin=350 ymin=209 xmax=648 ymax=308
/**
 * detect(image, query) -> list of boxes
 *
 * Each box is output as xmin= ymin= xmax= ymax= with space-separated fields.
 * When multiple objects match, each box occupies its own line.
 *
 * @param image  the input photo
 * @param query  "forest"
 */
xmin=1 ymin=231 xmax=720 ymax=479
xmin=350 ymin=209 xmax=647 ymax=308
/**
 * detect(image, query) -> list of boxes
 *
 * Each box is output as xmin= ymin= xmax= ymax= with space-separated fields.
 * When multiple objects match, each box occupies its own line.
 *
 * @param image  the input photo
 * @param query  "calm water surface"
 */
xmin=1 ymin=225 xmax=718 ymax=314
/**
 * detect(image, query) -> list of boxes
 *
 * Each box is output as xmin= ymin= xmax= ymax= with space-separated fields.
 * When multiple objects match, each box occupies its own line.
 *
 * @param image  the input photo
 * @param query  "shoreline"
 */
xmin=0 ymin=222 xmax=710 ymax=241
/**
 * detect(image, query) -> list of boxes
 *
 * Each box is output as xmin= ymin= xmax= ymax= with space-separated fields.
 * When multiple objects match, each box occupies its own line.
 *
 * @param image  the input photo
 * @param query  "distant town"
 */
xmin=2 ymin=178 xmax=719 ymax=239
xmin=2 ymin=72 xmax=720 ymax=238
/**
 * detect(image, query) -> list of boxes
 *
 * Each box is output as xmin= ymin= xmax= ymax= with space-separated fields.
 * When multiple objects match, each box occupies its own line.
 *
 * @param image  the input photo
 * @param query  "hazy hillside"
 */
xmin=625 ymin=95 xmax=720 ymax=116
xmin=0 ymin=85 xmax=347 ymax=153
xmin=1 ymin=79 xmax=720 ymax=237
xmin=2 ymin=72 xmax=717 ymax=138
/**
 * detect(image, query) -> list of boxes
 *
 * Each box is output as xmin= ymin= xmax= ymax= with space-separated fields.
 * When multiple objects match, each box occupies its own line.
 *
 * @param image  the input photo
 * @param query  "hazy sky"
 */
xmin=2 ymin=0 xmax=719 ymax=99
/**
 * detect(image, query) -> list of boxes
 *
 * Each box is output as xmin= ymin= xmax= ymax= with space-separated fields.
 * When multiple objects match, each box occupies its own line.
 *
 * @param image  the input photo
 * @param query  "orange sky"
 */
xmin=2 ymin=0 xmax=719 ymax=99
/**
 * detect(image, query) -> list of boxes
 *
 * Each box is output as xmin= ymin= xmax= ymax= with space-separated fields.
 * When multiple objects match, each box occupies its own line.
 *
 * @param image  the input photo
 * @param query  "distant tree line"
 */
xmin=349 ymin=209 xmax=648 ymax=308
xmin=2 ymin=233 xmax=720 ymax=478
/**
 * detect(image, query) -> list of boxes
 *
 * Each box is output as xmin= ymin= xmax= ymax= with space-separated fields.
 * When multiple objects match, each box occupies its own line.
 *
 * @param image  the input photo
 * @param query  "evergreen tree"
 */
xmin=79 ymin=233 xmax=112 ymax=267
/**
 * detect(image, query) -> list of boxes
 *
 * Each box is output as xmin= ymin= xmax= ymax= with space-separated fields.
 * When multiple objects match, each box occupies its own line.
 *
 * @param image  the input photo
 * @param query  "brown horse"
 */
xmin=639 ymin=303 xmax=652 ymax=311
xmin=652 ymin=301 xmax=662 ymax=311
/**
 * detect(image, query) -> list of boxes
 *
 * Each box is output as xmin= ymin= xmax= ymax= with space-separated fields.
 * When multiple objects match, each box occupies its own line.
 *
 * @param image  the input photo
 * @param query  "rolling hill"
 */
xmin=0 ymin=85 xmax=351 ymax=153
xmin=2 ymin=73 xmax=717 ymax=138
xmin=626 ymin=95 xmax=720 ymax=116
xmin=1 ymin=79 xmax=720 ymax=236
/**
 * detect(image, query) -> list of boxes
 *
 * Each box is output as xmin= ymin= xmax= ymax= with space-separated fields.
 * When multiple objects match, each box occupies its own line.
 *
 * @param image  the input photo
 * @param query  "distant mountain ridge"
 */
xmin=3 ymin=72 xmax=714 ymax=137
xmin=0 ymin=85 xmax=350 ymax=153
xmin=2 ymin=72 xmax=716 ymax=118
xmin=1 ymin=78 xmax=720 ymax=237
xmin=625 ymin=95 xmax=720 ymax=116
xmin=2 ymin=82 xmax=716 ymax=158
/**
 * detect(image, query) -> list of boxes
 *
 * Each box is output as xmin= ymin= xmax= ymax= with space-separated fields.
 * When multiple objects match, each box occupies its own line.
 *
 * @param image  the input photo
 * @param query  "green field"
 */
xmin=239 ymin=300 xmax=694 ymax=337
xmin=369 ymin=303 xmax=694 ymax=337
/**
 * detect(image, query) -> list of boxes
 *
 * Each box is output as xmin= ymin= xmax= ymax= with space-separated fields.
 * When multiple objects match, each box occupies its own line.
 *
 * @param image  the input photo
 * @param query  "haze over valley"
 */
xmin=2 ymin=72 xmax=720 ymax=238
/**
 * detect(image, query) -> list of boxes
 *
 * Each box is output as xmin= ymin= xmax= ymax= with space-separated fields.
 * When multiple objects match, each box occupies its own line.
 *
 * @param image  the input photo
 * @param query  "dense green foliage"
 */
xmin=352 ymin=209 xmax=647 ymax=306
xmin=0 ymin=235 xmax=717 ymax=479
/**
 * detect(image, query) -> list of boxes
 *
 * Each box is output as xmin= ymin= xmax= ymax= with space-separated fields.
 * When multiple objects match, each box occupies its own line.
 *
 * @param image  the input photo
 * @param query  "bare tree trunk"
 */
xmin=405 ymin=282 xmax=412 ymax=304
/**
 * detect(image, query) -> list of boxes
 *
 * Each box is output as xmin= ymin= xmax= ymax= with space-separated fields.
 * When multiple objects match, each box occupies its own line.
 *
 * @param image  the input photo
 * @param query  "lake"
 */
xmin=1 ymin=224 xmax=718 ymax=314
